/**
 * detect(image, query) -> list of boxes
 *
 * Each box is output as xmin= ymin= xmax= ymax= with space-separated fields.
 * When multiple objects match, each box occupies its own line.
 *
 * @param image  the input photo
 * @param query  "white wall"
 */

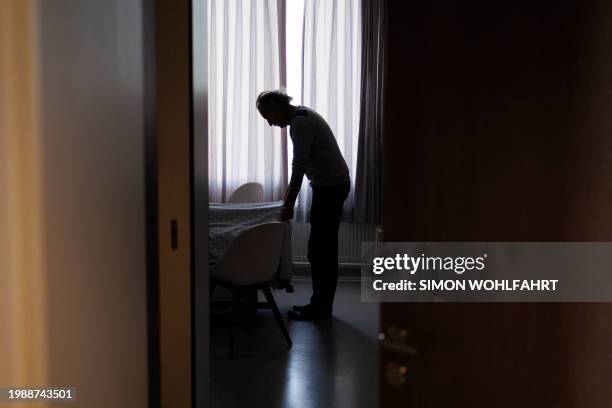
xmin=0 ymin=1 xmax=149 ymax=407
xmin=39 ymin=1 xmax=148 ymax=406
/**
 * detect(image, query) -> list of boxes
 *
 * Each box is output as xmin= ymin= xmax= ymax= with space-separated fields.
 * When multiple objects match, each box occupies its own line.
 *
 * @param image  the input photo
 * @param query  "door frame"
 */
xmin=191 ymin=0 xmax=210 ymax=406
xmin=145 ymin=0 xmax=209 ymax=406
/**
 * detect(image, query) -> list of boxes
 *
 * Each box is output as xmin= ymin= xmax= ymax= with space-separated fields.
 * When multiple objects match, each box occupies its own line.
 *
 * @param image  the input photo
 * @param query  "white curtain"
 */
xmin=208 ymin=0 xmax=287 ymax=203
xmin=296 ymin=0 xmax=362 ymax=221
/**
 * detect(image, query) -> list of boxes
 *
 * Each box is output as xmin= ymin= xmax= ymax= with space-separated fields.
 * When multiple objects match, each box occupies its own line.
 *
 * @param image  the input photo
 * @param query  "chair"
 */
xmin=227 ymin=182 xmax=264 ymax=203
xmin=210 ymin=222 xmax=292 ymax=356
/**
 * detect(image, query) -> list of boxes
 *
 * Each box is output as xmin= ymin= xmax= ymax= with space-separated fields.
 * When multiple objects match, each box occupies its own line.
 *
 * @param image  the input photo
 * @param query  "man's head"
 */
xmin=256 ymin=90 xmax=294 ymax=128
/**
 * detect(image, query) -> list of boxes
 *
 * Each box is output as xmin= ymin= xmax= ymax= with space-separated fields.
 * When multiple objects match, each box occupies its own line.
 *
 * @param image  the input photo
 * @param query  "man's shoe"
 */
xmin=287 ymin=308 xmax=331 ymax=321
xmin=291 ymin=303 xmax=331 ymax=313
xmin=291 ymin=304 xmax=310 ymax=312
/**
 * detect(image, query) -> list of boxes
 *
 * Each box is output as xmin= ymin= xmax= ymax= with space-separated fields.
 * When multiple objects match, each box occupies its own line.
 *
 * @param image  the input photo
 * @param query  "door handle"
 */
xmin=379 ymin=325 xmax=419 ymax=356
xmin=385 ymin=362 xmax=408 ymax=388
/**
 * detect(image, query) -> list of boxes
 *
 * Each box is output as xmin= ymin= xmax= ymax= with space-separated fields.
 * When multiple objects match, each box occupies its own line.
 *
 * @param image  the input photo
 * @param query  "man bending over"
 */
xmin=256 ymin=90 xmax=350 ymax=321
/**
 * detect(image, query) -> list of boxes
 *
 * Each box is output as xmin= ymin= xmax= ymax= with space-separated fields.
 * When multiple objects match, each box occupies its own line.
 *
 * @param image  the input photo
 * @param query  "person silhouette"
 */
xmin=256 ymin=90 xmax=350 ymax=321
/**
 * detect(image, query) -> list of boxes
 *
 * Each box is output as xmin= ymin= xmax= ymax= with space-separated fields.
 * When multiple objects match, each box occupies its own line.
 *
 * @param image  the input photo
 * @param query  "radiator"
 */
xmin=291 ymin=222 xmax=377 ymax=264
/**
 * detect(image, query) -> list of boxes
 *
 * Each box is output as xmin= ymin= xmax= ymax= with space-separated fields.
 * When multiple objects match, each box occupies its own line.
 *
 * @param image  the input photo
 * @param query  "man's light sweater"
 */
xmin=289 ymin=106 xmax=350 ymax=187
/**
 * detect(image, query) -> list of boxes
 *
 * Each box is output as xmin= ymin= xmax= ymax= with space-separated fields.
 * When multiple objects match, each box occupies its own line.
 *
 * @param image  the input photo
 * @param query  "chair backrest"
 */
xmin=227 ymin=182 xmax=264 ymax=203
xmin=212 ymin=222 xmax=286 ymax=285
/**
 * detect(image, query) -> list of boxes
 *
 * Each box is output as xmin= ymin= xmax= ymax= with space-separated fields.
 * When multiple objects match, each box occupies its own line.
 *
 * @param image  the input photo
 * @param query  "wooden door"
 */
xmin=156 ymin=0 xmax=210 ymax=406
xmin=379 ymin=1 xmax=612 ymax=407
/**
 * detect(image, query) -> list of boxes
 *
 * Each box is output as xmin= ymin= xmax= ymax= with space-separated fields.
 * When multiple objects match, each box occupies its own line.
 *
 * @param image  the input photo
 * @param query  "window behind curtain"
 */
xmin=208 ymin=0 xmax=287 ymax=203
xmin=288 ymin=0 xmax=362 ymax=222
xmin=208 ymin=0 xmax=361 ymax=213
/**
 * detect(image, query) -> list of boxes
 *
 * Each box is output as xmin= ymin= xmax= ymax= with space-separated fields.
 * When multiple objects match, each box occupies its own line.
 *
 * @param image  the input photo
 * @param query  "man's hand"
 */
xmin=280 ymin=205 xmax=294 ymax=222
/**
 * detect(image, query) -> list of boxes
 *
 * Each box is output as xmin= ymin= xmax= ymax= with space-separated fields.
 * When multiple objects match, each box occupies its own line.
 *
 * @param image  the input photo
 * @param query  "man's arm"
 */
xmin=284 ymin=171 xmax=302 ymax=208
xmin=281 ymin=117 xmax=313 ymax=220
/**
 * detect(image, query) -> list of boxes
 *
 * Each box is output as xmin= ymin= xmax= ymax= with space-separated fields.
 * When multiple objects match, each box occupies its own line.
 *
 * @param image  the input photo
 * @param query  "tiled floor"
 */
xmin=210 ymin=280 xmax=379 ymax=408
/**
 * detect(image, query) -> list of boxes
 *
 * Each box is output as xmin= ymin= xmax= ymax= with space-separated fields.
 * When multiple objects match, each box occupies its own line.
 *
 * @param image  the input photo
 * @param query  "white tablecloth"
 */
xmin=209 ymin=201 xmax=293 ymax=284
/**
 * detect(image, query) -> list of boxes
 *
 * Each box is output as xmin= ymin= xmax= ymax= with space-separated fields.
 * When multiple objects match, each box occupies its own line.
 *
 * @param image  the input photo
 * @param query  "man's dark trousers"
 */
xmin=307 ymin=182 xmax=350 ymax=314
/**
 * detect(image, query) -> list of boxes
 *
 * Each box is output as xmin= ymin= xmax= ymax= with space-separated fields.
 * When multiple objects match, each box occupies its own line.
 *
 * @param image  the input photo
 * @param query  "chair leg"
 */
xmin=242 ymin=288 xmax=258 ymax=319
xmin=261 ymin=285 xmax=292 ymax=347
